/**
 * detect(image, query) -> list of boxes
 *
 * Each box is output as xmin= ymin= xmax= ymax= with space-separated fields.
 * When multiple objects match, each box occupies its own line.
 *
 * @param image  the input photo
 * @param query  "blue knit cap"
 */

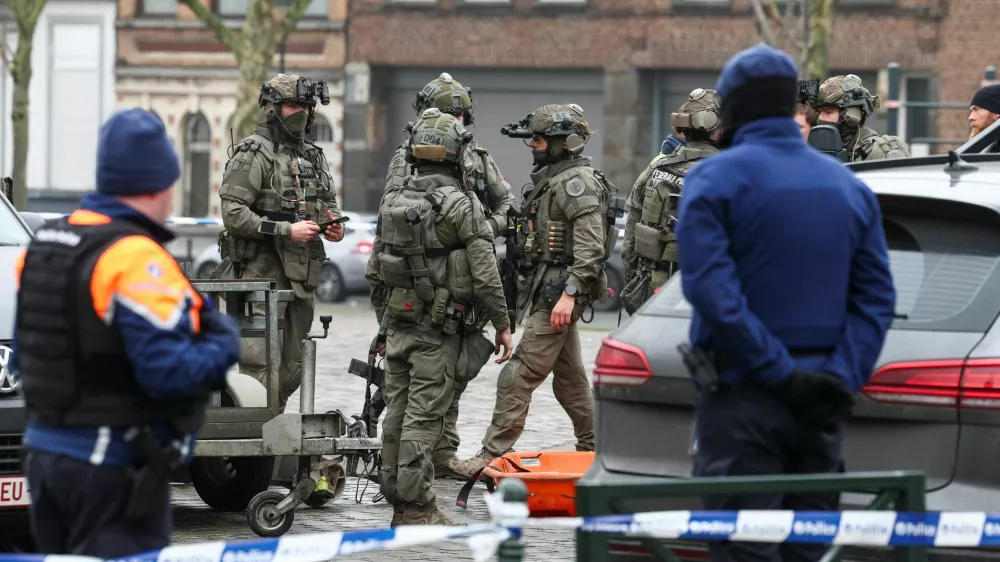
xmin=97 ymin=109 xmax=181 ymax=196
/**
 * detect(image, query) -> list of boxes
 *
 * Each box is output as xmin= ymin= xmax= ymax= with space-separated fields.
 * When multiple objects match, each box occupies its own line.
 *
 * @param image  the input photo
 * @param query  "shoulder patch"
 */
xmin=566 ymin=177 xmax=586 ymax=197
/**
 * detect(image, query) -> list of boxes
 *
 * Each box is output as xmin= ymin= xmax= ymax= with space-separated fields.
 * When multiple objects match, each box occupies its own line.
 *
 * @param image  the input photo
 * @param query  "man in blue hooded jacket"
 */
xmin=676 ymin=44 xmax=896 ymax=562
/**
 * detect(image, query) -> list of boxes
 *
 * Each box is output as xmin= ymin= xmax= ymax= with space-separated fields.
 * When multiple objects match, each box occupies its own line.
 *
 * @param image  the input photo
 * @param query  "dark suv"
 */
xmin=0 ymin=189 xmax=33 ymax=548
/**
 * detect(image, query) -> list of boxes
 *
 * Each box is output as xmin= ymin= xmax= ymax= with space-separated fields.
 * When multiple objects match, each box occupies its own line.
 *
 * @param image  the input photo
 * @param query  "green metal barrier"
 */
xmin=575 ymin=470 xmax=927 ymax=562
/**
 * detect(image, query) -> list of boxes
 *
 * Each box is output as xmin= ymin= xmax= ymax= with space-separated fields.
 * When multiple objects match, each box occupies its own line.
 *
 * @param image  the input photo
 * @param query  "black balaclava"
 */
xmin=533 ymin=135 xmax=569 ymax=166
xmin=817 ymin=106 xmax=864 ymax=152
xmin=719 ymin=75 xmax=798 ymax=148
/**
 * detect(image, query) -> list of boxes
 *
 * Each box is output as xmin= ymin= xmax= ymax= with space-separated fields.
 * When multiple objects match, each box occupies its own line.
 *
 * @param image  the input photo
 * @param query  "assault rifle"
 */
xmin=347 ymin=316 xmax=389 ymax=439
xmin=498 ymin=206 xmax=520 ymax=334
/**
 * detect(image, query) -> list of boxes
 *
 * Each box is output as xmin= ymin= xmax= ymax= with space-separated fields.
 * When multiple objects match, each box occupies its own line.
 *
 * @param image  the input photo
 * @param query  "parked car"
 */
xmin=585 ymin=152 xmax=1000 ymax=561
xmin=0 ymin=192 xmax=40 ymax=551
xmin=191 ymin=212 xmax=377 ymax=303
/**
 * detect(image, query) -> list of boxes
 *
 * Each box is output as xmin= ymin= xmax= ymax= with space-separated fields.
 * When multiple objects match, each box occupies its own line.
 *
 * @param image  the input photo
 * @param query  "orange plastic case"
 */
xmin=481 ymin=451 xmax=596 ymax=517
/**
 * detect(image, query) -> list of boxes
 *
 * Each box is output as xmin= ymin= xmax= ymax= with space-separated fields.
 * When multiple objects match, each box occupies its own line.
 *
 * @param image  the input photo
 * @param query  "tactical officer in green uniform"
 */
xmin=216 ymin=74 xmax=345 ymax=412
xmin=453 ymin=103 xmax=622 ymax=479
xmin=384 ymin=72 xmax=515 ymax=480
xmin=813 ymin=74 xmax=910 ymax=162
xmin=385 ymin=72 xmax=513 ymax=237
xmin=366 ymin=108 xmax=513 ymax=526
xmin=621 ymin=88 xmax=722 ymax=315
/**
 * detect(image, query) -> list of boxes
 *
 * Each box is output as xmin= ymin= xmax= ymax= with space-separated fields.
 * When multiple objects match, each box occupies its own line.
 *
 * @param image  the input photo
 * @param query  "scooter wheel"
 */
xmin=246 ymin=490 xmax=294 ymax=537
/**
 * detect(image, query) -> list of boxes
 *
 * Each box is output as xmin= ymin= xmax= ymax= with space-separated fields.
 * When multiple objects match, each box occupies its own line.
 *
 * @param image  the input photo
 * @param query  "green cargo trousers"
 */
xmin=380 ymin=323 xmax=460 ymax=509
xmin=235 ymin=251 xmax=315 ymax=412
xmin=482 ymin=309 xmax=595 ymax=456
xmin=432 ymin=377 xmax=469 ymax=469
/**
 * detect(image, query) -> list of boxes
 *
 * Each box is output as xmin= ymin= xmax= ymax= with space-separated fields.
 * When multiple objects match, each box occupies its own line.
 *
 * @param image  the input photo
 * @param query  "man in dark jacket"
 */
xmin=12 ymin=109 xmax=241 ymax=557
xmin=676 ymin=44 xmax=896 ymax=562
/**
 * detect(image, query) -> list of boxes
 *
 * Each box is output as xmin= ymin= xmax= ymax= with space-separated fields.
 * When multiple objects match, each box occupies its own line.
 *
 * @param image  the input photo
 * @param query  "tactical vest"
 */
xmin=518 ymin=161 xmax=617 ymax=269
xmin=377 ymin=176 xmax=476 ymax=333
xmin=854 ymin=128 xmax=909 ymax=161
xmin=634 ymin=144 xmax=716 ymax=268
xmin=16 ymin=219 xmax=206 ymax=430
xmin=233 ymin=134 xmax=335 ymax=225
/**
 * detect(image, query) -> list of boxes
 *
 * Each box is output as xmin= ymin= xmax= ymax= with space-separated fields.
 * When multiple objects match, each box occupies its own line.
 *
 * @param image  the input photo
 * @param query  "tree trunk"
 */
xmin=9 ymin=18 xmax=36 ymax=211
xmin=808 ymin=0 xmax=834 ymax=80
xmin=230 ymin=0 xmax=279 ymax=137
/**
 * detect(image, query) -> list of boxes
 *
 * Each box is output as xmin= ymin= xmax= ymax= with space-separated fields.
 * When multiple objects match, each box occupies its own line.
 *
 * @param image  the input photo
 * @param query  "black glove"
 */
xmin=201 ymin=309 xmax=241 ymax=341
xmin=779 ymin=370 xmax=855 ymax=428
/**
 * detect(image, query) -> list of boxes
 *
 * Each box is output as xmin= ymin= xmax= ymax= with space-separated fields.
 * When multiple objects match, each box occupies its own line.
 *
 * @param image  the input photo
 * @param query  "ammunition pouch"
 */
xmin=430 ymin=287 xmax=464 ymax=335
xmin=634 ymin=223 xmax=667 ymax=262
xmin=379 ymin=253 xmax=413 ymax=288
xmin=220 ymin=231 xmax=259 ymax=264
xmin=456 ymin=330 xmax=495 ymax=384
xmin=544 ymin=221 xmax=570 ymax=264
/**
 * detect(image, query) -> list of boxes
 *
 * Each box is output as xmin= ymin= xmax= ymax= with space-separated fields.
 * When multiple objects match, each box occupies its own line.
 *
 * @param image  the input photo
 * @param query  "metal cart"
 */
xmin=186 ymin=279 xmax=382 ymax=537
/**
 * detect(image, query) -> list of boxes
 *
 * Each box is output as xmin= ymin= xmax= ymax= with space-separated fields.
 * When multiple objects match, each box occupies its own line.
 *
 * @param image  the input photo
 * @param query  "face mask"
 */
xmin=280 ymin=110 xmax=308 ymax=139
xmin=532 ymin=149 xmax=549 ymax=166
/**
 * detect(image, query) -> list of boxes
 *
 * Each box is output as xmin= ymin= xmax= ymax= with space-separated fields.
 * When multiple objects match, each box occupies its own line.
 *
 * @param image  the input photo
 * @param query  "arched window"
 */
xmin=310 ymin=114 xmax=334 ymax=143
xmin=184 ymin=112 xmax=212 ymax=218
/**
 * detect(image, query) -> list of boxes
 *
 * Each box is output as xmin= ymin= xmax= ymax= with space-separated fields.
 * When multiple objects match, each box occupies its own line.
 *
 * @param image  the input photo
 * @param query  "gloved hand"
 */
xmin=201 ymin=309 xmax=240 ymax=340
xmin=778 ymin=370 xmax=855 ymax=428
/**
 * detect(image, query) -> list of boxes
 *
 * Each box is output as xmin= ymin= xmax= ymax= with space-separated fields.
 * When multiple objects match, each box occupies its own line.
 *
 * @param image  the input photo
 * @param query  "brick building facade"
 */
xmin=343 ymin=0 xmax=995 ymax=213
xmin=115 ymin=0 xmax=347 ymax=218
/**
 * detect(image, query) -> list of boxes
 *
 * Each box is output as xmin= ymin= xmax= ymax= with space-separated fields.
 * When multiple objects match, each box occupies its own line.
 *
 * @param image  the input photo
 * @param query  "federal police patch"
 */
xmin=566 ymin=177 xmax=586 ymax=197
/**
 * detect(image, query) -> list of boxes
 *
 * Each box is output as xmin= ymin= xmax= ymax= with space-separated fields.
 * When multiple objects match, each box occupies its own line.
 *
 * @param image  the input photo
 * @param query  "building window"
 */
xmin=185 ymin=113 xmax=212 ymax=218
xmin=310 ymin=114 xmax=334 ymax=143
xmin=141 ymin=0 xmax=178 ymax=16
xmin=219 ymin=0 xmax=327 ymax=16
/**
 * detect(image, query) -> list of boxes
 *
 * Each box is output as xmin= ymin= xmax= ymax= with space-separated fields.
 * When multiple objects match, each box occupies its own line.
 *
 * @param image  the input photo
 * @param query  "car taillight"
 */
xmin=593 ymin=338 xmax=652 ymax=387
xmin=352 ymin=241 xmax=373 ymax=255
xmin=862 ymin=358 xmax=1000 ymax=409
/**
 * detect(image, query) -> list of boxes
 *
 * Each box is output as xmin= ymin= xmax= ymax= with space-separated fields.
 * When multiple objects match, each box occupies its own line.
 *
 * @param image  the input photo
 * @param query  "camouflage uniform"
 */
xmin=453 ymin=104 xmax=622 ymax=478
xmin=813 ymin=75 xmax=910 ymax=162
xmin=383 ymin=73 xmax=515 ymax=479
xmin=216 ymin=74 xmax=340 ymax=411
xmin=621 ymin=88 xmax=721 ymax=315
xmin=366 ymin=109 xmax=510 ymax=526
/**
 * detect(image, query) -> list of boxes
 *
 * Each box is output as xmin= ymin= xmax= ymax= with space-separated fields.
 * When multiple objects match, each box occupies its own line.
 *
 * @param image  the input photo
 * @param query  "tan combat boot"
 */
xmin=434 ymin=458 xmax=466 ymax=480
xmin=450 ymin=448 xmax=498 ymax=480
xmin=390 ymin=504 xmax=405 ymax=527
xmin=401 ymin=504 xmax=460 ymax=526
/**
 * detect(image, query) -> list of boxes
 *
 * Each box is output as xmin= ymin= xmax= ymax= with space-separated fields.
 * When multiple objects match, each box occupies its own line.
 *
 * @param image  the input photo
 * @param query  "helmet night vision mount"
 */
xmin=258 ymin=77 xmax=331 ymax=108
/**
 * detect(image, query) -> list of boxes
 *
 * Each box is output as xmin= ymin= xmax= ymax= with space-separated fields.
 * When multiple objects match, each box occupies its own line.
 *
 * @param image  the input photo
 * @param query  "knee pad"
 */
xmin=497 ymin=360 xmax=521 ymax=394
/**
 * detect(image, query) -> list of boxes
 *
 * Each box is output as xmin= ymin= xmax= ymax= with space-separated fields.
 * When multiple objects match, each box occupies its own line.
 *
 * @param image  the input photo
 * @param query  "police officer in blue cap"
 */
xmin=676 ymin=44 xmax=897 ymax=562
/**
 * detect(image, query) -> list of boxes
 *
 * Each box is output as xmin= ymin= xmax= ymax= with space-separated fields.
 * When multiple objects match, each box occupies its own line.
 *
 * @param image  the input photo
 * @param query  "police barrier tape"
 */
xmin=7 ymin=499 xmax=1000 ymax=562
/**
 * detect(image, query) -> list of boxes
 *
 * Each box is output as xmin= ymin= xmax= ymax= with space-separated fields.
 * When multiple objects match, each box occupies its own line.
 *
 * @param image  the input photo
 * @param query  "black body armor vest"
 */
xmin=16 ymin=217 xmax=206 ymax=430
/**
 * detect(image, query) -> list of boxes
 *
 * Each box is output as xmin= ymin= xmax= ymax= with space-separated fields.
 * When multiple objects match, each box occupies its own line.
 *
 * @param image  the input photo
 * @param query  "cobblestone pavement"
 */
xmin=172 ymin=301 xmax=615 ymax=561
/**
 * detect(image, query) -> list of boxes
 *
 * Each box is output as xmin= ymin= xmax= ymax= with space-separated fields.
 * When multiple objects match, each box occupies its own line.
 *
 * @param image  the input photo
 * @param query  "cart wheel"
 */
xmin=246 ymin=490 xmax=295 ymax=537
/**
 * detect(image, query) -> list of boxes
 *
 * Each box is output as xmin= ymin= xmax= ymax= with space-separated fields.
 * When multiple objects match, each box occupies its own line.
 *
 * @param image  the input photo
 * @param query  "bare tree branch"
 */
xmin=0 ymin=20 xmax=14 ymax=70
xmin=179 ymin=0 xmax=235 ymax=51
xmin=276 ymin=0 xmax=312 ymax=47
xmin=750 ymin=0 xmax=777 ymax=46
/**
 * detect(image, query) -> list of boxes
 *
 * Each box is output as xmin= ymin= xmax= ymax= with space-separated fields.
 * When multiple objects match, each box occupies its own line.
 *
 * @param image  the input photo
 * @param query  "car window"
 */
xmin=643 ymin=210 xmax=1000 ymax=332
xmin=0 ymin=199 xmax=30 ymax=247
